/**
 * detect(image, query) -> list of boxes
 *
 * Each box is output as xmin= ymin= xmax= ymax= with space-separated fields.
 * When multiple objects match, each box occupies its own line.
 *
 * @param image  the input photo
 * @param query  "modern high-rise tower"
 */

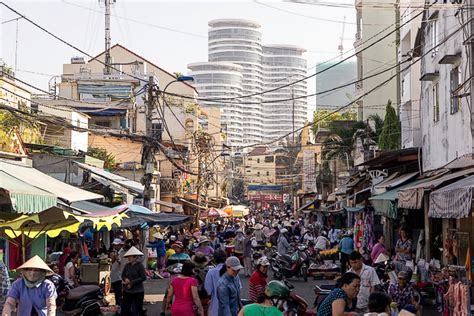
xmin=188 ymin=19 xmax=307 ymax=148
xmin=262 ymin=44 xmax=307 ymax=142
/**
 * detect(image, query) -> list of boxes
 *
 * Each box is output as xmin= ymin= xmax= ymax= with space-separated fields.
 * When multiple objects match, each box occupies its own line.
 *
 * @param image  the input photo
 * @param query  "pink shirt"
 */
xmin=171 ymin=276 xmax=198 ymax=315
xmin=371 ymin=243 xmax=386 ymax=262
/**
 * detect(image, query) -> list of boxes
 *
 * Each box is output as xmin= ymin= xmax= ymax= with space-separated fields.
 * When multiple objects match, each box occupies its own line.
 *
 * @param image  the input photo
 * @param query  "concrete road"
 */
xmin=138 ymin=275 xmax=335 ymax=315
xmin=110 ymin=275 xmax=439 ymax=315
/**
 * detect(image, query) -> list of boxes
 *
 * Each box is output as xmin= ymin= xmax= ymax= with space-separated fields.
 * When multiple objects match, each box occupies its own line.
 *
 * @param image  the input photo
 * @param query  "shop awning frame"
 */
xmin=0 ymin=171 xmax=57 ymax=214
xmin=398 ymin=167 xmax=474 ymax=209
xmin=429 ymin=175 xmax=474 ymax=218
xmin=74 ymin=161 xmax=144 ymax=195
xmin=0 ymin=159 xmax=102 ymax=203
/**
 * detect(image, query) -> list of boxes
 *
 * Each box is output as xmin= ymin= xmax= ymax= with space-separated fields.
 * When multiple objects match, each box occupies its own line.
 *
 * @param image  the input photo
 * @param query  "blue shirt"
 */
xmin=204 ymin=263 xmax=224 ymax=316
xmin=339 ymin=237 xmax=354 ymax=255
xmin=217 ymin=273 xmax=242 ymax=316
xmin=7 ymin=278 xmax=57 ymax=316
xmin=317 ymin=288 xmax=347 ymax=316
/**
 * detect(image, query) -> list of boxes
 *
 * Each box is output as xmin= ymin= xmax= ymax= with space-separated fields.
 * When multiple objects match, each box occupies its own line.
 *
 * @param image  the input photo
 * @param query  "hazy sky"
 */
xmin=1 ymin=0 xmax=367 ymax=109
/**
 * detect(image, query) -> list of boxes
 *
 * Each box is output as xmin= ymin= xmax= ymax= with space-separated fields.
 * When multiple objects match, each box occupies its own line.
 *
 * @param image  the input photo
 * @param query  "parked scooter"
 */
xmin=313 ymin=284 xmax=335 ymax=311
xmin=270 ymin=245 xmax=310 ymax=282
xmin=61 ymin=284 xmax=105 ymax=316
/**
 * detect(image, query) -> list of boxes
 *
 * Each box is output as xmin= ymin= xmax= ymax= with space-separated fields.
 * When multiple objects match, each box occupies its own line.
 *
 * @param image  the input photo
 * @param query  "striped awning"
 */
xmin=0 ymin=171 xmax=57 ymax=214
xmin=398 ymin=168 xmax=474 ymax=209
xmin=429 ymin=175 xmax=474 ymax=218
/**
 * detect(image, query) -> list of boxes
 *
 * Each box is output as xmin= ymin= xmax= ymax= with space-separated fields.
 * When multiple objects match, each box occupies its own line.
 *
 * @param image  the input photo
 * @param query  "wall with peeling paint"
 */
xmin=420 ymin=6 xmax=472 ymax=172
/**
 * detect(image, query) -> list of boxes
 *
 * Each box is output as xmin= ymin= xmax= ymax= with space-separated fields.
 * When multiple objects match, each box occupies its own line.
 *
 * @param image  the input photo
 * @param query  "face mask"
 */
xmin=22 ymin=270 xmax=46 ymax=288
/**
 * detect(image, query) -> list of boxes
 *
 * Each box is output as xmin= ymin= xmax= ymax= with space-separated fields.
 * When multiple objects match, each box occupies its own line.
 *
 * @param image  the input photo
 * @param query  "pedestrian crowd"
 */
xmin=0 ymin=207 xmax=422 ymax=316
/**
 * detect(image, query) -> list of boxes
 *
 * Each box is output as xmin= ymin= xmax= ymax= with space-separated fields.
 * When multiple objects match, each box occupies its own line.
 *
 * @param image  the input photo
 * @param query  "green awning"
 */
xmin=369 ymin=177 xmax=431 ymax=219
xmin=0 ymin=171 xmax=57 ymax=214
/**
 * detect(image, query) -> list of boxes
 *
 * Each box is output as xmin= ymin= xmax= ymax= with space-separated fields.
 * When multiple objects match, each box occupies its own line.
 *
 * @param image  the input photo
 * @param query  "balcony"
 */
xmin=354 ymin=32 xmax=363 ymax=51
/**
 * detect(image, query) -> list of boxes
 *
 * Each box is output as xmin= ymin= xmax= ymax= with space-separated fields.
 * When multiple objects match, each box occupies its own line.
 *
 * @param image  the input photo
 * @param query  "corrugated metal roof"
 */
xmin=0 ymin=159 xmax=102 ymax=203
xmin=74 ymin=162 xmax=143 ymax=194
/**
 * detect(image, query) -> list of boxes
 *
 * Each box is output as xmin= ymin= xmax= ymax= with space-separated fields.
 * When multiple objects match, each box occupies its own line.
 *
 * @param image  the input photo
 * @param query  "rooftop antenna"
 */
xmin=338 ymin=16 xmax=346 ymax=61
xmin=100 ymin=0 xmax=116 ymax=75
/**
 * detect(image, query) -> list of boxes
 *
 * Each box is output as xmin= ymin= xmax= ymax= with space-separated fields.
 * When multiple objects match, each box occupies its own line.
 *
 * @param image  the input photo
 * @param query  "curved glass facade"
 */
xmin=208 ymin=19 xmax=264 ymax=145
xmin=189 ymin=20 xmax=307 ymax=148
xmin=262 ymin=45 xmax=307 ymax=142
xmin=188 ymin=62 xmax=244 ymax=146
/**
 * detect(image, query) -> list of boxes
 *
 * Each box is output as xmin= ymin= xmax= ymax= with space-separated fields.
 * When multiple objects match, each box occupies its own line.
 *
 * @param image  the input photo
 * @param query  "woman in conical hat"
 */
xmin=121 ymin=246 xmax=146 ymax=316
xmin=2 ymin=255 xmax=57 ymax=316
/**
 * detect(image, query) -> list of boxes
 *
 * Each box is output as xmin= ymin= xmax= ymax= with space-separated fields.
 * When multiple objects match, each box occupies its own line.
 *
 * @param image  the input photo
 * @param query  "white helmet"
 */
xmin=256 ymin=257 xmax=270 ymax=266
xmin=280 ymin=228 xmax=288 ymax=234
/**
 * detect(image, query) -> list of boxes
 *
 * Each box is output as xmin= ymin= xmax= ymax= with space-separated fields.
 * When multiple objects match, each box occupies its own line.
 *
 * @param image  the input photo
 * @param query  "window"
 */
xmin=151 ymin=123 xmax=162 ymax=140
xmin=257 ymin=172 xmax=260 ymax=177
xmin=266 ymin=171 xmax=270 ymax=176
xmin=430 ymin=17 xmax=439 ymax=56
xmin=257 ymin=158 xmax=260 ymax=163
xmin=450 ymin=66 xmax=461 ymax=114
xmin=433 ymin=82 xmax=440 ymax=122
xmin=96 ymin=121 xmax=111 ymax=127
xmin=264 ymin=156 xmax=274 ymax=163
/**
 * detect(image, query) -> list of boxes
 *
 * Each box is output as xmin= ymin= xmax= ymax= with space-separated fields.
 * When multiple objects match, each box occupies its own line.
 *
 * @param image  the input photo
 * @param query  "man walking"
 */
xmin=348 ymin=251 xmax=381 ymax=313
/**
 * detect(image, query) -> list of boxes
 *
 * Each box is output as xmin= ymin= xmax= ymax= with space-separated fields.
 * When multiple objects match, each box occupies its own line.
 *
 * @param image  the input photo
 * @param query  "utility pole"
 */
xmin=291 ymin=87 xmax=296 ymax=211
xmin=195 ymin=154 xmax=202 ymax=227
xmin=102 ymin=0 xmax=115 ymax=75
xmin=143 ymin=76 xmax=156 ymax=211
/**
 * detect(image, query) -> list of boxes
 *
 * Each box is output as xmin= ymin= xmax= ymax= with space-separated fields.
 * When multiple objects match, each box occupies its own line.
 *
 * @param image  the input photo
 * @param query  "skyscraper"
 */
xmin=188 ymin=19 xmax=307 ymax=148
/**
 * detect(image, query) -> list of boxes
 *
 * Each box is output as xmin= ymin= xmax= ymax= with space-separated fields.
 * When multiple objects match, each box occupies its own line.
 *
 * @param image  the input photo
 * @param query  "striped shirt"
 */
xmin=249 ymin=270 xmax=267 ymax=303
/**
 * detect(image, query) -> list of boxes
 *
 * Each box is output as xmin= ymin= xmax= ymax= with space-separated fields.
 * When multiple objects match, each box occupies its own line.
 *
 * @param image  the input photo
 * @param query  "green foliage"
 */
xmin=0 ymin=109 xmax=43 ymax=152
xmin=378 ymin=100 xmax=401 ymax=151
xmin=323 ymin=120 xmax=367 ymax=163
xmin=87 ymin=147 xmax=116 ymax=170
xmin=312 ymin=109 xmax=357 ymax=134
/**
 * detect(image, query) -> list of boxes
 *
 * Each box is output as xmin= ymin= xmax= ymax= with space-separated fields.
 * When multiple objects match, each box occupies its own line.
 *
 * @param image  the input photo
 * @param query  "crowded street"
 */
xmin=2 ymin=0 xmax=474 ymax=315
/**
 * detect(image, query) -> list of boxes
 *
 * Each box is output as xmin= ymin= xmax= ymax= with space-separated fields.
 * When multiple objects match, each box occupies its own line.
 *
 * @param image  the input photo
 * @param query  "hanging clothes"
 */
xmin=353 ymin=214 xmax=364 ymax=250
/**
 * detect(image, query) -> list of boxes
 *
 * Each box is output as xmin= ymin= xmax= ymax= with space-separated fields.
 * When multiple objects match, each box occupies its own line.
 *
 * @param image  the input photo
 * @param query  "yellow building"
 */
xmin=0 ymin=64 xmax=31 ymax=109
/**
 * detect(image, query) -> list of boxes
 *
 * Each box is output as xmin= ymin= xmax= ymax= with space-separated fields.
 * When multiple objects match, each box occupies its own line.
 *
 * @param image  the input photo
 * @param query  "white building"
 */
xmin=188 ymin=62 xmax=244 ymax=146
xmin=262 ymin=44 xmax=307 ymax=142
xmin=189 ymin=19 xmax=307 ymax=147
xmin=208 ymin=19 xmax=264 ymax=145
xmin=419 ymin=2 xmax=472 ymax=171
xmin=399 ymin=0 xmax=424 ymax=149
xmin=354 ymin=0 xmax=399 ymax=120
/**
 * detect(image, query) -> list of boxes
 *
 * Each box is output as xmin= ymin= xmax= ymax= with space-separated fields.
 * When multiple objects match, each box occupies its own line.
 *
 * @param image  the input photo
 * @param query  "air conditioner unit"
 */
xmin=71 ymin=57 xmax=85 ymax=64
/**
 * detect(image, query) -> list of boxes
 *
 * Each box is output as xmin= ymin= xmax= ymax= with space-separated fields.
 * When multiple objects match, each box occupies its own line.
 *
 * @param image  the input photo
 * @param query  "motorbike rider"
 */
xmin=238 ymin=281 xmax=287 ymax=316
xmin=249 ymin=257 xmax=270 ymax=303
xmin=277 ymin=228 xmax=290 ymax=256
xmin=3 ymin=255 xmax=57 ymax=316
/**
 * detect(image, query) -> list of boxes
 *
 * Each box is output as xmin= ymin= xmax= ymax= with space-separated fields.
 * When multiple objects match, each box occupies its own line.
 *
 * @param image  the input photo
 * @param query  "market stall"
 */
xmin=0 ymin=206 xmax=126 ymax=264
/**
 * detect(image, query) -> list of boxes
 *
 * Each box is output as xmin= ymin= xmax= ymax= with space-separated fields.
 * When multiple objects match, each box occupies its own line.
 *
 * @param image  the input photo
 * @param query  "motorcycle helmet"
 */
xmin=265 ymin=280 xmax=290 ymax=299
xmin=256 ymin=257 xmax=270 ymax=267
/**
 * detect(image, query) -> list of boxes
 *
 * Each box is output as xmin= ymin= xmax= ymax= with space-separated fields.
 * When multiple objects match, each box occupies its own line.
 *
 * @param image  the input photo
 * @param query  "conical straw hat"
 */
xmin=17 ymin=255 xmax=53 ymax=276
xmin=123 ymin=246 xmax=144 ymax=257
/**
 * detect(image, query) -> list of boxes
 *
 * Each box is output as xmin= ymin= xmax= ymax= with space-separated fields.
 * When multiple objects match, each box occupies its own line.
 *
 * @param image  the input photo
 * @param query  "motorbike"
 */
xmin=61 ymin=284 xmax=105 ymax=316
xmin=276 ymin=280 xmax=316 ymax=316
xmin=313 ymin=284 xmax=335 ymax=311
xmin=49 ymin=273 xmax=72 ymax=306
xmin=270 ymin=245 xmax=310 ymax=282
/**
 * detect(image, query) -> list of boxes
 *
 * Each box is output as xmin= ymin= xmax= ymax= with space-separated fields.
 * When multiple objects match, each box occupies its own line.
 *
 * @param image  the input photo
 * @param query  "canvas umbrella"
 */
xmin=0 ymin=206 xmax=126 ymax=262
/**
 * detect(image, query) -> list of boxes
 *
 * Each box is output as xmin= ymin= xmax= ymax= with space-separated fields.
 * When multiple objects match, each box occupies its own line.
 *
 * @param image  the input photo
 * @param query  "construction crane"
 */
xmin=338 ymin=16 xmax=346 ymax=60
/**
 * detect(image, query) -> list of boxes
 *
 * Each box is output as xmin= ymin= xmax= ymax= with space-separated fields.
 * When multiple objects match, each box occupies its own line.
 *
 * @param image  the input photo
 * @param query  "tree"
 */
xmin=87 ymin=147 xmax=116 ymax=170
xmin=312 ymin=109 xmax=357 ymax=134
xmin=378 ymin=100 xmax=401 ymax=151
xmin=323 ymin=120 xmax=367 ymax=166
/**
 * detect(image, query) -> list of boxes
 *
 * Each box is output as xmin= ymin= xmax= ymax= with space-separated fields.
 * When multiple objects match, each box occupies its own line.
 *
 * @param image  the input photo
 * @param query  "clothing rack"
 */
xmin=444 ymin=265 xmax=471 ymax=316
